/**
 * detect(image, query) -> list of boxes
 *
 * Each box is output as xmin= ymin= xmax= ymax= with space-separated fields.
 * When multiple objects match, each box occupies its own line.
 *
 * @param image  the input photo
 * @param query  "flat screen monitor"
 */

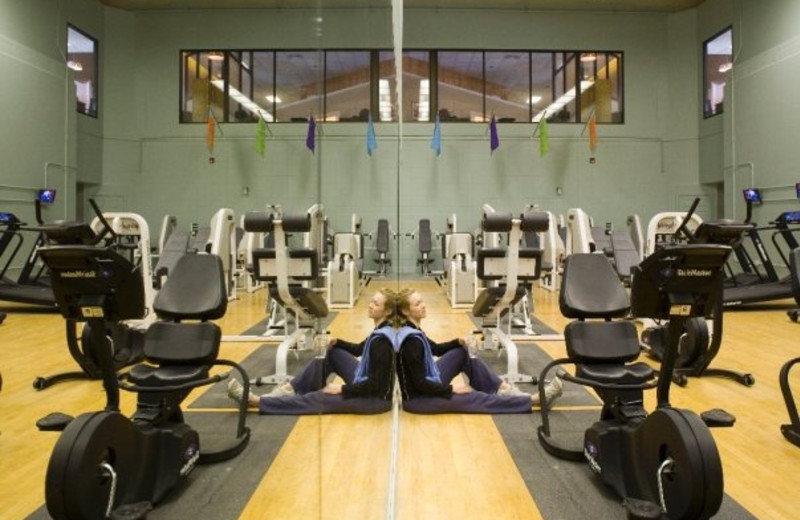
xmin=37 ymin=189 xmax=56 ymax=204
xmin=743 ymin=188 xmax=761 ymax=204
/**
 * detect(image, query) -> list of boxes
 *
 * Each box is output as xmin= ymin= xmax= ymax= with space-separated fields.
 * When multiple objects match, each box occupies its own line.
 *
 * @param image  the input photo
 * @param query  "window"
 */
xmin=67 ymin=25 xmax=98 ymax=118
xmin=437 ymin=51 xmax=484 ymax=122
xmin=325 ymin=51 xmax=370 ymax=122
xmin=179 ymin=49 xmax=623 ymax=124
xmin=485 ymin=52 xmax=530 ymax=123
xmin=276 ymin=51 xmax=323 ymax=122
xmin=703 ymin=27 xmax=733 ymax=119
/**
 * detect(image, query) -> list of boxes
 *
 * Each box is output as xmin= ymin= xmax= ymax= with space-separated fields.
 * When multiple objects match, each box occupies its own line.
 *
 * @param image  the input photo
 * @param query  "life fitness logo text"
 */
xmin=676 ymin=269 xmax=712 ymax=277
xmin=60 ymin=270 xmax=98 ymax=279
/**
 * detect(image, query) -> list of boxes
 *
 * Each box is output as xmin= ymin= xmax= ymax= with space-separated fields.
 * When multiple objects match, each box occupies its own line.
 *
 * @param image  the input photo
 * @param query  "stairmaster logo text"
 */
xmin=677 ymin=269 xmax=712 ymax=277
xmin=60 ymin=270 xmax=97 ymax=279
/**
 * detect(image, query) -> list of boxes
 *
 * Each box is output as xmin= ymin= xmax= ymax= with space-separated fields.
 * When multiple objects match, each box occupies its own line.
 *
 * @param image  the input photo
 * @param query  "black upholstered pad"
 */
xmin=564 ymin=321 xmax=641 ymax=363
xmin=576 ymin=361 xmax=654 ymax=385
xmin=144 ymin=321 xmax=221 ymax=365
xmin=472 ymin=285 xmax=526 ymax=317
xmin=128 ymin=363 xmax=210 ymax=388
xmin=560 ymin=254 xmax=629 ymax=319
xmin=154 ymin=253 xmax=227 ymax=321
xmin=269 ymin=285 xmax=329 ymax=318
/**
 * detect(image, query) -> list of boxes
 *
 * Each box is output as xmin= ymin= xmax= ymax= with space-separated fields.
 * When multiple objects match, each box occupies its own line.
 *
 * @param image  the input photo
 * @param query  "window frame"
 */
xmin=67 ymin=23 xmax=99 ymax=119
xmin=702 ymin=26 xmax=733 ymax=120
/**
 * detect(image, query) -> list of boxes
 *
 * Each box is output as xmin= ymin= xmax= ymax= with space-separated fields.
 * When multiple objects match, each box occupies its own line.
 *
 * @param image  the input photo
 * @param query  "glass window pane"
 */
xmin=253 ymin=52 xmax=275 ymax=122
xmin=703 ymin=27 xmax=733 ymax=118
xmin=378 ymin=51 xmax=397 ymax=122
xmin=67 ymin=25 xmax=98 ymax=118
xmin=402 ymin=51 xmax=429 ymax=122
xmin=325 ymin=51 xmax=370 ymax=122
xmin=276 ymin=51 xmax=323 ymax=122
xmin=180 ymin=51 xmax=225 ymax=123
xmin=438 ymin=51 xmax=483 ymax=122
xmin=530 ymin=53 xmax=554 ymax=122
xmin=485 ymin=52 xmax=529 ymax=123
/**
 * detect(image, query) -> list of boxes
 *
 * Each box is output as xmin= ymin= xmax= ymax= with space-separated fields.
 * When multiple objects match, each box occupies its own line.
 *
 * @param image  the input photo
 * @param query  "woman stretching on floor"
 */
xmin=394 ymin=288 xmax=562 ymax=414
xmin=227 ymin=288 xmax=396 ymax=415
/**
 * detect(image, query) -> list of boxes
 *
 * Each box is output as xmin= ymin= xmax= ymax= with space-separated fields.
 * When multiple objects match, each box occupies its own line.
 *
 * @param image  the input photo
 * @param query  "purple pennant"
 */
xmin=489 ymin=115 xmax=499 ymax=153
xmin=306 ymin=115 xmax=316 ymax=152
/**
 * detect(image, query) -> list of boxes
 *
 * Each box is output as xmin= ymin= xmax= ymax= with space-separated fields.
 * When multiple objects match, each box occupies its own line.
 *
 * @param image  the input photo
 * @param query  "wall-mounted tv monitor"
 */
xmin=743 ymin=188 xmax=761 ymax=204
xmin=37 ymin=189 xmax=56 ymax=204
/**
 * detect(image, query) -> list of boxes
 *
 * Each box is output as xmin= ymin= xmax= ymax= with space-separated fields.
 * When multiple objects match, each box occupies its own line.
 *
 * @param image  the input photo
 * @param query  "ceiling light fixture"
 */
xmin=580 ymin=53 xmax=597 ymax=62
xmin=265 ymin=95 xmax=282 ymax=103
xmin=208 ymin=52 xmax=224 ymax=61
xmin=718 ymin=62 xmax=733 ymax=73
xmin=66 ymin=60 xmax=83 ymax=71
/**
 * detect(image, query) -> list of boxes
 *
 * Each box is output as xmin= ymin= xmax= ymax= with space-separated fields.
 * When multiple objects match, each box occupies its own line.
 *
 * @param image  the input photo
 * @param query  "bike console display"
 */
xmin=630 ymin=244 xmax=732 ymax=320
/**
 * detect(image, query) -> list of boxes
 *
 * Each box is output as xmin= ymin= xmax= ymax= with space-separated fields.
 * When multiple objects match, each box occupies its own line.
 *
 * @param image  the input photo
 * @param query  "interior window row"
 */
xmin=180 ymin=49 xmax=624 ymax=124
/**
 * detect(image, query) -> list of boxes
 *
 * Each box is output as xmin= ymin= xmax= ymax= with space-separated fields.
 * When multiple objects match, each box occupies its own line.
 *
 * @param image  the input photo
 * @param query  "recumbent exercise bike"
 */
xmin=37 ymin=229 xmax=250 ymax=519
xmin=538 ymin=243 xmax=732 ymax=519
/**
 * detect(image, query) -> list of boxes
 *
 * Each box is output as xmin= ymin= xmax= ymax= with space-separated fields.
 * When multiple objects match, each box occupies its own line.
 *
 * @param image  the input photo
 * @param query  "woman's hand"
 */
xmin=322 ymin=382 xmax=343 ymax=395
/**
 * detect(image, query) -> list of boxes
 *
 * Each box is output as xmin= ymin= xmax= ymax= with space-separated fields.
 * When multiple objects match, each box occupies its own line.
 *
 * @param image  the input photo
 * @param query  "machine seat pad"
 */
xmin=144 ymin=321 xmax=221 ymax=365
xmin=127 ymin=363 xmax=210 ymax=388
xmin=269 ymin=285 xmax=329 ymax=318
xmin=565 ymin=320 xmax=641 ymax=363
xmin=472 ymin=285 xmax=526 ymax=318
xmin=576 ymin=361 xmax=654 ymax=385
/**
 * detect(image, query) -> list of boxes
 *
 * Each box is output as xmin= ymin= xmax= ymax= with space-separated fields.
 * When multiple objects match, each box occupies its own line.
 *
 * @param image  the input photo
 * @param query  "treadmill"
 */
xmin=722 ymin=188 xmax=799 ymax=308
xmin=0 ymin=191 xmax=58 ymax=308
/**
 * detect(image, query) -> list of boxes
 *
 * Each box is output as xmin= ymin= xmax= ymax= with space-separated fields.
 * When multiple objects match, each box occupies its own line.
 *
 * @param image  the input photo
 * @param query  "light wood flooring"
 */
xmin=1 ymin=279 xmax=799 ymax=520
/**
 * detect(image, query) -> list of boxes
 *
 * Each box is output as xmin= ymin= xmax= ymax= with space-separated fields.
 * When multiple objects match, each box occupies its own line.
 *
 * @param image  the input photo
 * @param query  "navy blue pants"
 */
xmin=258 ymin=348 xmax=391 ymax=415
xmin=402 ymin=347 xmax=531 ymax=414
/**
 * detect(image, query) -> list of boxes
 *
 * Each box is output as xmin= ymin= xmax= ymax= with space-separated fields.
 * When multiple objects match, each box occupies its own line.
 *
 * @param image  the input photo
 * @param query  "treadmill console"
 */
xmin=37 ymin=189 xmax=56 ymax=204
xmin=776 ymin=211 xmax=800 ymax=225
xmin=743 ymin=188 xmax=761 ymax=204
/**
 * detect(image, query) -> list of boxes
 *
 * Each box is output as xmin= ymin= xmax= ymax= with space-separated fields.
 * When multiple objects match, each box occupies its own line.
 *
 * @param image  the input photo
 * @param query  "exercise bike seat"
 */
xmin=560 ymin=255 xmax=655 ymax=385
xmin=126 ymin=254 xmax=227 ymax=389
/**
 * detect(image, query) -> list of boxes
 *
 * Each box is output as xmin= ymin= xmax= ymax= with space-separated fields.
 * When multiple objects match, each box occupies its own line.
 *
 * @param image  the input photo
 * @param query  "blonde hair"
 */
xmin=392 ymin=287 xmax=416 ymax=328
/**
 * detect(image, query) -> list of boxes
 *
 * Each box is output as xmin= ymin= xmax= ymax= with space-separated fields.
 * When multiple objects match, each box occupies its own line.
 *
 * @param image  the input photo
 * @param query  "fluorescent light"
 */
xmin=532 ymin=80 xmax=594 ymax=122
xmin=265 ymin=95 xmax=282 ymax=103
xmin=210 ymin=79 xmax=274 ymax=122
xmin=529 ymin=95 xmax=542 ymax=105
xmin=580 ymin=53 xmax=597 ymax=62
xmin=417 ymin=79 xmax=429 ymax=121
xmin=66 ymin=60 xmax=83 ymax=71
xmin=208 ymin=52 xmax=224 ymax=61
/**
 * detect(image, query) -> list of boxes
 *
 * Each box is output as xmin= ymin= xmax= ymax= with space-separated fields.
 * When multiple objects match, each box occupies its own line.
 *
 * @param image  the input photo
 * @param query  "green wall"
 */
xmin=5 ymin=1 xmax=800 ymax=273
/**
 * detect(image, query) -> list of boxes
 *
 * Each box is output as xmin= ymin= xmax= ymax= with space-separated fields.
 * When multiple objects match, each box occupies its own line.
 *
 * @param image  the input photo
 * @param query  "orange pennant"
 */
xmin=588 ymin=115 xmax=597 ymax=151
xmin=206 ymin=114 xmax=215 ymax=153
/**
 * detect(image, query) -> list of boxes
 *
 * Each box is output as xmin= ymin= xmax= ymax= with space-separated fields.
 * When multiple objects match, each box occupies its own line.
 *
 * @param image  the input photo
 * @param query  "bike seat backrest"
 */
xmin=376 ymin=219 xmax=390 ymax=253
xmin=560 ymin=254 xmax=641 ymax=364
xmin=560 ymin=254 xmax=629 ymax=319
xmin=611 ymin=232 xmax=640 ymax=282
xmin=419 ymin=219 xmax=432 ymax=253
xmin=154 ymin=253 xmax=227 ymax=321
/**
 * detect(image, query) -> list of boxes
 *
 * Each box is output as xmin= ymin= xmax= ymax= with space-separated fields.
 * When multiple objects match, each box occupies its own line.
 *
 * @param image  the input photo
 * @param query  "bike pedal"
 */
xmin=701 ymin=408 xmax=736 ymax=427
xmin=36 ymin=412 xmax=74 ymax=432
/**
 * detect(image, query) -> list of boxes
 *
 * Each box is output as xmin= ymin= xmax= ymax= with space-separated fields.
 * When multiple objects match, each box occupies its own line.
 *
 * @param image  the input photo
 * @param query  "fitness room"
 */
xmin=1 ymin=0 xmax=800 ymax=518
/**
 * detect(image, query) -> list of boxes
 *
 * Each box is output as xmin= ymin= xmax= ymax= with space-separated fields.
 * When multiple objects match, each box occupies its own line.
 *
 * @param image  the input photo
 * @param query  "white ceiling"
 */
xmin=98 ymin=0 xmax=705 ymax=13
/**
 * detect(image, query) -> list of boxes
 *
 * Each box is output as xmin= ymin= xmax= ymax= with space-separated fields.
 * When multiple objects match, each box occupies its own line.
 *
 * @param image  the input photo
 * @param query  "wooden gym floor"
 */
xmin=1 ymin=279 xmax=799 ymax=519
